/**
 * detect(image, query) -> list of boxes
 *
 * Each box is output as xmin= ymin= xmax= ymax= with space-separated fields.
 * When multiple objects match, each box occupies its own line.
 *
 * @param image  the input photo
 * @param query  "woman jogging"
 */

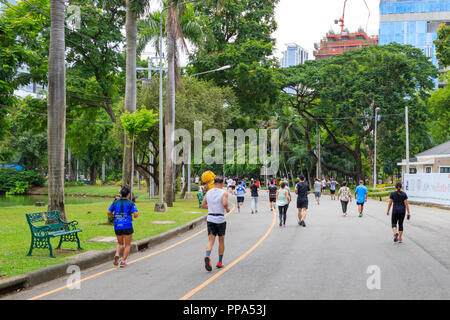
xmin=337 ymin=181 xmax=352 ymax=217
xmin=250 ymin=179 xmax=259 ymax=214
xmin=387 ymin=182 xmax=411 ymax=243
xmin=277 ymin=182 xmax=291 ymax=227
xmin=107 ymin=186 xmax=138 ymax=268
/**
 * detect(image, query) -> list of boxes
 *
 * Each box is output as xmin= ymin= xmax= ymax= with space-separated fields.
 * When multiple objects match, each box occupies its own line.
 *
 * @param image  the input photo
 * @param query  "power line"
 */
xmin=0 ymin=103 xmax=114 ymax=124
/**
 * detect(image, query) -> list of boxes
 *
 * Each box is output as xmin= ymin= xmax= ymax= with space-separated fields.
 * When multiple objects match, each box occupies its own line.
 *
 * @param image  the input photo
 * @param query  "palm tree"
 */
xmin=47 ymin=0 xmax=67 ymax=220
xmin=162 ymin=0 xmax=225 ymax=206
xmin=123 ymin=0 xmax=149 ymax=188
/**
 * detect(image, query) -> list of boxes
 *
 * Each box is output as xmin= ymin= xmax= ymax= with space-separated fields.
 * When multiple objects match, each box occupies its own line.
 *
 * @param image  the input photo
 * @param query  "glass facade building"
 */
xmin=378 ymin=0 xmax=450 ymax=88
xmin=280 ymin=43 xmax=309 ymax=68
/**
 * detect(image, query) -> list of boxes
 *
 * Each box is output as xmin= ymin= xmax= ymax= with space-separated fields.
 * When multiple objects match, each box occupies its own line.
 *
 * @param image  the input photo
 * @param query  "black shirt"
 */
xmin=268 ymin=185 xmax=277 ymax=197
xmin=295 ymin=181 xmax=310 ymax=200
xmin=390 ymin=191 xmax=408 ymax=213
xmin=250 ymin=184 xmax=259 ymax=197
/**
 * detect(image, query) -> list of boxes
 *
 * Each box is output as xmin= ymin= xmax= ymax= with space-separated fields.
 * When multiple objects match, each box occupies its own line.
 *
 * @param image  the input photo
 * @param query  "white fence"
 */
xmin=404 ymin=173 xmax=450 ymax=206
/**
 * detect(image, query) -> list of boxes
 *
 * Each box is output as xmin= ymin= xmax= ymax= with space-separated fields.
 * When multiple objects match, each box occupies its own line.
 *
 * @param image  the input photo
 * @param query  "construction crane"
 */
xmin=334 ymin=0 xmax=371 ymax=33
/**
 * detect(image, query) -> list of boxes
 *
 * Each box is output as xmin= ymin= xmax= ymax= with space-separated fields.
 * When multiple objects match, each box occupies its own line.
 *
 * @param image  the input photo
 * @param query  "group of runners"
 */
xmin=105 ymin=175 xmax=410 ymax=272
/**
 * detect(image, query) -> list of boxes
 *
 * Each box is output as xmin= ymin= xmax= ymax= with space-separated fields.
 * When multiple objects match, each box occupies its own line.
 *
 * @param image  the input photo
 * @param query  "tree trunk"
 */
xmin=122 ymin=0 xmax=138 ymax=188
xmin=164 ymin=5 xmax=177 ymax=207
xmin=90 ymin=163 xmax=98 ymax=185
xmin=47 ymin=0 xmax=66 ymax=220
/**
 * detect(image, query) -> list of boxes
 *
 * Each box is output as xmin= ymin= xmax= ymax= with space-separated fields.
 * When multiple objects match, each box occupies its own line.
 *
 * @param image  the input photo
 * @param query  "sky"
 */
xmin=272 ymin=0 xmax=381 ymax=59
xmin=141 ymin=0 xmax=381 ymax=65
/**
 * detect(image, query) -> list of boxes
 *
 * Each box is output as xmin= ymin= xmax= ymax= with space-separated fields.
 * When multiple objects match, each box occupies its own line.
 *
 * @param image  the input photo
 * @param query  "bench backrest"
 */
xmin=26 ymin=211 xmax=64 ymax=231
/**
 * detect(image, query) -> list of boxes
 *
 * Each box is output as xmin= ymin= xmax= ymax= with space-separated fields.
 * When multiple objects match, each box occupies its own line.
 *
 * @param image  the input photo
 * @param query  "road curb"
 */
xmin=0 ymin=215 xmax=206 ymax=297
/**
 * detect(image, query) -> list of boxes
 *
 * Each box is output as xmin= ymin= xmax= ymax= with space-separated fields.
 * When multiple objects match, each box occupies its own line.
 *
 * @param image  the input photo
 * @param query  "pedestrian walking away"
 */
xmin=386 ymin=182 xmax=411 ymax=243
xmin=268 ymin=180 xmax=278 ymax=212
xmin=314 ymin=179 xmax=322 ymax=205
xmin=201 ymin=176 xmax=231 ymax=271
xmin=107 ymin=186 xmax=138 ymax=268
xmin=295 ymin=176 xmax=311 ymax=227
xmin=236 ymin=181 xmax=246 ymax=213
xmin=321 ymin=178 xmax=327 ymax=195
xmin=337 ymin=181 xmax=352 ymax=216
xmin=250 ymin=179 xmax=259 ymax=214
xmin=329 ymin=178 xmax=339 ymax=200
xmin=277 ymin=182 xmax=291 ymax=227
xmin=354 ymin=180 xmax=368 ymax=217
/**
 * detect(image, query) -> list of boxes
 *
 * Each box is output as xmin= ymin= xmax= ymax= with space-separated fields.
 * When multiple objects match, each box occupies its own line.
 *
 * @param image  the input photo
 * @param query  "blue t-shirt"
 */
xmin=236 ymin=186 xmax=245 ymax=197
xmin=108 ymin=199 xmax=138 ymax=230
xmin=330 ymin=181 xmax=337 ymax=191
xmin=242 ymin=182 xmax=246 ymax=188
xmin=355 ymin=185 xmax=368 ymax=203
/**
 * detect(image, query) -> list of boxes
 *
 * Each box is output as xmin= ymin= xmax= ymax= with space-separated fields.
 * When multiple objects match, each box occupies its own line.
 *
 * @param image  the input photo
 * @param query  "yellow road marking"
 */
xmin=179 ymin=203 xmax=276 ymax=300
xmin=28 ymin=200 xmax=235 ymax=300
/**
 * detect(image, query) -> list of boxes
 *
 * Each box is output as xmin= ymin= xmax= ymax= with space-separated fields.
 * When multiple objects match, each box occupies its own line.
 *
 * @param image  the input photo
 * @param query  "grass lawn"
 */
xmin=0 ymin=186 xmax=205 ymax=279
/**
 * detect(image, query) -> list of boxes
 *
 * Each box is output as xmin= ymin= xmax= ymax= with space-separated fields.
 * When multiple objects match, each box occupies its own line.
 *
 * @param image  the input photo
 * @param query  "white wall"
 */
xmin=404 ymin=173 xmax=450 ymax=206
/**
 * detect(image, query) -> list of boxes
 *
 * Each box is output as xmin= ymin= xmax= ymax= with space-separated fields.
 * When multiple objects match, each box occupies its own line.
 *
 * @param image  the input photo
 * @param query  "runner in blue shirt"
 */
xmin=354 ymin=180 xmax=368 ymax=217
xmin=107 ymin=186 xmax=138 ymax=267
xmin=236 ymin=181 xmax=246 ymax=213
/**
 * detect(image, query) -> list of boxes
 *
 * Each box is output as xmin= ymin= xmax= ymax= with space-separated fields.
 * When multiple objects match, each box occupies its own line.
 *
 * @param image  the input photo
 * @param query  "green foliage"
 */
xmin=120 ymin=108 xmax=158 ymax=138
xmin=428 ymin=85 xmax=450 ymax=144
xmin=434 ymin=23 xmax=450 ymax=67
xmin=278 ymin=44 xmax=438 ymax=180
xmin=0 ymin=168 xmax=45 ymax=195
xmin=190 ymin=0 xmax=281 ymax=121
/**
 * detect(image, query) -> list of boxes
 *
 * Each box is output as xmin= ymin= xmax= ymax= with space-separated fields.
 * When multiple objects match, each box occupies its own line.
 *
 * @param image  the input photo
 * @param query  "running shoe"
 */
xmin=359 ymin=213 xmax=363 ymax=217
xmin=119 ymin=260 xmax=127 ymax=268
xmin=279 ymin=222 xmax=282 ymax=227
xmin=394 ymin=233 xmax=399 ymax=243
xmin=216 ymin=262 xmax=224 ymax=269
xmin=204 ymin=256 xmax=212 ymax=272
xmin=343 ymin=213 xmax=347 ymax=217
xmin=113 ymin=255 xmax=120 ymax=266
xmin=398 ymin=237 xmax=403 ymax=243
xmin=301 ymin=220 xmax=306 ymax=227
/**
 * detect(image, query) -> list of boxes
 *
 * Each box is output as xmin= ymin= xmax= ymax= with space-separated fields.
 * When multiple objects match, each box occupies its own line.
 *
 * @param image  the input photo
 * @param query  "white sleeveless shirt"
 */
xmin=206 ymin=188 xmax=226 ymax=224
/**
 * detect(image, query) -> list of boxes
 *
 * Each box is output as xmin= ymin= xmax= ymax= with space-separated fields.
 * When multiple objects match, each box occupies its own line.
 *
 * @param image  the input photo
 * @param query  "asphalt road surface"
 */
xmin=4 ymin=189 xmax=450 ymax=300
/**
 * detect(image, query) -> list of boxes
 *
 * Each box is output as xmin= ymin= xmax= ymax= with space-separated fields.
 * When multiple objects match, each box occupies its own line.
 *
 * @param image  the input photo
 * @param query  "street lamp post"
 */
xmin=373 ymin=107 xmax=381 ymax=189
xmin=405 ymin=105 xmax=410 ymax=177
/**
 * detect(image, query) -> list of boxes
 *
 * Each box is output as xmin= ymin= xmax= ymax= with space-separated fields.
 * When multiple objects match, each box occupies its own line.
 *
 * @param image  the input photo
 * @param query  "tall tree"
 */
xmin=280 ymin=44 xmax=438 ymax=181
xmin=123 ymin=0 xmax=148 ymax=188
xmin=47 ymin=0 xmax=66 ymax=219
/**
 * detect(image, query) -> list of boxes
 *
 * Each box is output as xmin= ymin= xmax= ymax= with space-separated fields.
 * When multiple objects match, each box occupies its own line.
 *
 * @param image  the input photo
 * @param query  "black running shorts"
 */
xmin=207 ymin=221 xmax=226 ymax=237
xmin=297 ymin=199 xmax=308 ymax=209
xmin=269 ymin=196 xmax=276 ymax=203
xmin=115 ymin=228 xmax=134 ymax=236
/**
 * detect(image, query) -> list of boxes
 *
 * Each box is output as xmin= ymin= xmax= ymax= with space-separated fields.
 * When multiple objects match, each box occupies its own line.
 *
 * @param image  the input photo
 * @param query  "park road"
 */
xmin=4 ymin=189 xmax=450 ymax=300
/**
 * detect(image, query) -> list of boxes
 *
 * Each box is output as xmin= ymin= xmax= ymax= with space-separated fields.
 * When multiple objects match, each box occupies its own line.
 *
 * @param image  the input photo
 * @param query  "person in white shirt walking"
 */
xmin=337 ymin=181 xmax=352 ymax=216
xmin=277 ymin=182 xmax=291 ymax=227
xmin=201 ymin=176 xmax=230 ymax=271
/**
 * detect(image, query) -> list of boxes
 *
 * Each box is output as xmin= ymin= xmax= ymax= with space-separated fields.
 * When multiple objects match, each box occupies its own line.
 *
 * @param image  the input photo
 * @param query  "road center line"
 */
xmin=28 ymin=200 xmax=236 ymax=300
xmin=179 ymin=203 xmax=276 ymax=300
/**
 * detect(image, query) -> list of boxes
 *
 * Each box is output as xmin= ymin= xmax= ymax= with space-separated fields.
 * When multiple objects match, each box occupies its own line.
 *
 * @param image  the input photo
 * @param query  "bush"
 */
xmin=0 ymin=168 xmax=45 ymax=194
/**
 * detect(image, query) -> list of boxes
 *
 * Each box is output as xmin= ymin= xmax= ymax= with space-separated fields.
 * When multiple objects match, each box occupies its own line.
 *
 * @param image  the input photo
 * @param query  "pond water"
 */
xmin=0 ymin=194 xmax=111 ymax=207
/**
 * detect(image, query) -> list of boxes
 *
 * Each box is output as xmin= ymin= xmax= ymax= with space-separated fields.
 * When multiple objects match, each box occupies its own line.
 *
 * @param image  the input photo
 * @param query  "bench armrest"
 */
xmin=60 ymin=219 xmax=80 ymax=231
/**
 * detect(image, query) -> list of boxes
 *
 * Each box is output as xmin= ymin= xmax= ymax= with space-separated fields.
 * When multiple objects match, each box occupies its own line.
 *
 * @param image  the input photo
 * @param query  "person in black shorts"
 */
xmin=387 ymin=182 xmax=411 ymax=243
xmin=295 ymin=176 xmax=311 ymax=227
xmin=107 ymin=186 xmax=138 ymax=267
xmin=268 ymin=180 xmax=277 ymax=212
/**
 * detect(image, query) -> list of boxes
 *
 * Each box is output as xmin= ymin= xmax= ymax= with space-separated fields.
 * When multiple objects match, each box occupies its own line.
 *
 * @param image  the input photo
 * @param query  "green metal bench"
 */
xmin=197 ymin=192 xmax=204 ymax=208
xmin=25 ymin=210 xmax=83 ymax=258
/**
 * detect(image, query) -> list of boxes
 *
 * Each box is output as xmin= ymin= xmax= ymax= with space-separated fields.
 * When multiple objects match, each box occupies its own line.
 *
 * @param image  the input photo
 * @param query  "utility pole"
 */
xmin=405 ymin=105 xmax=410 ymax=177
xmin=373 ymin=107 xmax=380 ymax=189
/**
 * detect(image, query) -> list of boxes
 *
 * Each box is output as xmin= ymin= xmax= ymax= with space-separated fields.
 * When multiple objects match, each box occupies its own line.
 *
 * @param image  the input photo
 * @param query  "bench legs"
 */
xmin=57 ymin=233 xmax=83 ymax=251
xmin=27 ymin=236 xmax=55 ymax=258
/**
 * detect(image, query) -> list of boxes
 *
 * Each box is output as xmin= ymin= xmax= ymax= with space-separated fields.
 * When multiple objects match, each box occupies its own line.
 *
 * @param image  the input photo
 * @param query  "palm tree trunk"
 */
xmin=122 ymin=0 xmax=138 ymax=188
xmin=164 ymin=5 xmax=177 ymax=207
xmin=47 ymin=0 xmax=66 ymax=220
